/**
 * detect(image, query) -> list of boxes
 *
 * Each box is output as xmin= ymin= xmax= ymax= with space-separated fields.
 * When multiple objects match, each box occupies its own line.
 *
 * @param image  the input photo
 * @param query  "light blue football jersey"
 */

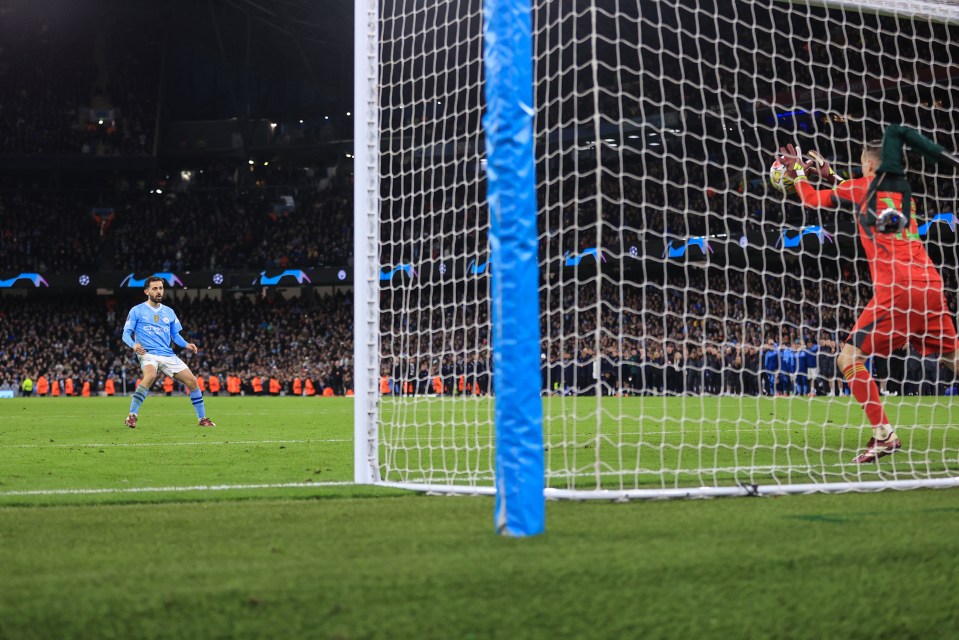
xmin=122 ymin=303 xmax=183 ymax=357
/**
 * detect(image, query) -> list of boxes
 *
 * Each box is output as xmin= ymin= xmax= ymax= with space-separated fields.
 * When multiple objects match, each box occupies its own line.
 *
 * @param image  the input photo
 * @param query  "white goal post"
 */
xmin=354 ymin=0 xmax=959 ymax=504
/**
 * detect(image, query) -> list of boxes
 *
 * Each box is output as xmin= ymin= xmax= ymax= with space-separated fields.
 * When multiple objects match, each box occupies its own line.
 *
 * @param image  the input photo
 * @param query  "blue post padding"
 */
xmin=483 ymin=0 xmax=545 ymax=537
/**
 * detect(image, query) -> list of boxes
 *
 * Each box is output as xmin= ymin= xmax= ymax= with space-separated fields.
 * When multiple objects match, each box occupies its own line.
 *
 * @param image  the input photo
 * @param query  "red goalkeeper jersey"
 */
xmin=795 ymin=176 xmax=942 ymax=298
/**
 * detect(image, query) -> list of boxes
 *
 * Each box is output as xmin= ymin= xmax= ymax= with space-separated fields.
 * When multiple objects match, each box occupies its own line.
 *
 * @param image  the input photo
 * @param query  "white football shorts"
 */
xmin=139 ymin=353 xmax=190 ymax=376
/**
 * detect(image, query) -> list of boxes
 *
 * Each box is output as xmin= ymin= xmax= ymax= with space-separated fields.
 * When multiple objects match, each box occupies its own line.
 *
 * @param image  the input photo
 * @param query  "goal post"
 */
xmin=354 ymin=0 xmax=959 ymax=503
xmin=352 ymin=0 xmax=380 ymax=485
xmin=483 ymin=0 xmax=545 ymax=536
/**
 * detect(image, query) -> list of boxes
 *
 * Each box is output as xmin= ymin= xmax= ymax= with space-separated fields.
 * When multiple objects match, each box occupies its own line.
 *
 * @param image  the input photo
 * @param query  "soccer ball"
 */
xmin=768 ymin=159 xmax=795 ymax=194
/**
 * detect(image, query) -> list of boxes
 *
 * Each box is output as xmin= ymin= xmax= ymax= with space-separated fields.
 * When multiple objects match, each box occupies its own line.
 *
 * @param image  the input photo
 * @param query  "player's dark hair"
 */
xmin=144 ymin=275 xmax=165 ymax=289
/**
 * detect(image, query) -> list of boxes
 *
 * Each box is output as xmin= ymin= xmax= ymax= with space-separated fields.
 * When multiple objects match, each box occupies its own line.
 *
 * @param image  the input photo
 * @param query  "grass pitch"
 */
xmin=2 ymin=397 xmax=959 ymax=639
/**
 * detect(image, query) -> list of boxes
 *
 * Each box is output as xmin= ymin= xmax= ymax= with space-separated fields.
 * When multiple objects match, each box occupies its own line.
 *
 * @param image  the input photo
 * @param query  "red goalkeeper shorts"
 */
xmin=848 ymin=285 xmax=958 ymax=356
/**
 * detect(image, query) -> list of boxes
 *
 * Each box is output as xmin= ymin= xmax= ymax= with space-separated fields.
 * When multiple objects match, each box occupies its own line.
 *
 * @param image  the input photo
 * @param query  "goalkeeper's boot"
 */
xmin=853 ymin=433 xmax=901 ymax=464
xmin=124 ymin=413 xmax=138 ymax=429
xmin=198 ymin=417 xmax=216 ymax=427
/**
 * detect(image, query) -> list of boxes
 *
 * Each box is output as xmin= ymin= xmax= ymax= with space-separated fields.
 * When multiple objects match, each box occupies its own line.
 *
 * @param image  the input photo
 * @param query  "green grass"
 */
xmin=1 ymin=397 xmax=959 ymax=639
xmin=0 ymin=397 xmax=356 ymax=504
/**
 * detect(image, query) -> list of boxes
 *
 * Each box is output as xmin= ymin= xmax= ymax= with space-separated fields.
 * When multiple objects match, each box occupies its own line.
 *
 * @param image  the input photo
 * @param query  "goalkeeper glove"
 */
xmin=777 ymin=144 xmax=812 ymax=183
xmin=806 ymin=150 xmax=841 ymax=186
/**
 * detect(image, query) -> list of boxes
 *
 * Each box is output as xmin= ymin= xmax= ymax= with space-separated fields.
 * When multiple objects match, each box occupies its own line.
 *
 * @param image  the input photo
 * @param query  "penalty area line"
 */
xmin=0 ymin=481 xmax=354 ymax=497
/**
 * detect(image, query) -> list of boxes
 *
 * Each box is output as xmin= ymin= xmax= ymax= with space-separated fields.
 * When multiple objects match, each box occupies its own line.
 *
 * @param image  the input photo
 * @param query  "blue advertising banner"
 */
xmin=0 ymin=268 xmax=351 ymax=290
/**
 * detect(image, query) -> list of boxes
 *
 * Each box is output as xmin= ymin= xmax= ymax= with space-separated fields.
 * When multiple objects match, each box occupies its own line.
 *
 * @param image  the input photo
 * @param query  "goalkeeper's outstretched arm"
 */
xmin=794 ymin=180 xmax=840 ymax=209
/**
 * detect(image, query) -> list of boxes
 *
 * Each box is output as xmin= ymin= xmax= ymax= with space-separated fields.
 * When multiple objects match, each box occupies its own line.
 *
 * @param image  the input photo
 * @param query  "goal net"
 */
xmin=354 ymin=0 xmax=959 ymax=498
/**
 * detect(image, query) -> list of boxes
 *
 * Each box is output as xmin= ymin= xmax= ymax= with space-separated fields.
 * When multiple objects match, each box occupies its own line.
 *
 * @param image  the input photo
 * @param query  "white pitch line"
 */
xmin=0 ymin=481 xmax=353 ymax=497
xmin=2 ymin=438 xmax=351 ymax=449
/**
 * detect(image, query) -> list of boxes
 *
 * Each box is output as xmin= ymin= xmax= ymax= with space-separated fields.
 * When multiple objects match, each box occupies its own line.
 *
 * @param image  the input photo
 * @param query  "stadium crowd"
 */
xmin=4 ymin=169 xmax=958 ymax=400
xmin=0 ymin=181 xmax=352 ymax=273
xmin=4 ymin=144 xmax=956 ymax=401
xmin=377 ymin=263 xmax=958 ymax=400
xmin=0 ymin=292 xmax=353 ymax=398
xmin=6 ymin=260 xmax=955 ymax=398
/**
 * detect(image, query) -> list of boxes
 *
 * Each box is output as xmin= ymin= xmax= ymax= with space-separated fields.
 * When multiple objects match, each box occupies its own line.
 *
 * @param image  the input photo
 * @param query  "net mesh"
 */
xmin=367 ymin=0 xmax=959 ymax=494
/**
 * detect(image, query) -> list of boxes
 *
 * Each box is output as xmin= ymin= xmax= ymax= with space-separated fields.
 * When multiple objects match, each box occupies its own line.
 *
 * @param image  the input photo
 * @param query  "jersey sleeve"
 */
xmin=171 ymin=313 xmax=183 ymax=336
xmin=122 ymin=307 xmax=138 ymax=348
xmin=170 ymin=313 xmax=189 ymax=348
xmin=794 ymin=180 xmax=836 ymax=208
xmin=795 ymin=177 xmax=868 ymax=209
xmin=831 ymin=179 xmax=867 ymax=206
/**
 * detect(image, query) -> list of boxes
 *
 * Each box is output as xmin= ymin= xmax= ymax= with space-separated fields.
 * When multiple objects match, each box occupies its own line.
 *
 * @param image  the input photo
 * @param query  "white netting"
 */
xmin=359 ymin=0 xmax=959 ymax=496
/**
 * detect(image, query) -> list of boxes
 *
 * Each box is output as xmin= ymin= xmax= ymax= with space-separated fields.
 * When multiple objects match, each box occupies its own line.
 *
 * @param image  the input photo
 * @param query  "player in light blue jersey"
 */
xmin=121 ymin=276 xmax=216 ymax=428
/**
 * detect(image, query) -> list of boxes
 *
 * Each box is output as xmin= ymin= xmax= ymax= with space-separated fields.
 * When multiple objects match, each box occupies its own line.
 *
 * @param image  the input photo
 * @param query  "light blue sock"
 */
xmin=189 ymin=388 xmax=206 ymax=419
xmin=129 ymin=385 xmax=150 ymax=414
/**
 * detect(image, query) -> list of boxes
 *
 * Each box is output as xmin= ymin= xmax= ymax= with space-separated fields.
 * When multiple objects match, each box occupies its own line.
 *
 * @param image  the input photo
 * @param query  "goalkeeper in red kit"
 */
xmin=779 ymin=126 xmax=959 ymax=463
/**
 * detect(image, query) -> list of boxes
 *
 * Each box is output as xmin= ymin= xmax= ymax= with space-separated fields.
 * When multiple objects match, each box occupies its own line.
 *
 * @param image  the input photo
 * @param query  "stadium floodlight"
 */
xmin=354 ymin=0 xmax=959 ymax=512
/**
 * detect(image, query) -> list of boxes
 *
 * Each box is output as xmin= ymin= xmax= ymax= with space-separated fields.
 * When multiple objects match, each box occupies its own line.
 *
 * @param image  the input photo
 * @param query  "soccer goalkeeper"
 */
xmin=778 ymin=126 xmax=959 ymax=463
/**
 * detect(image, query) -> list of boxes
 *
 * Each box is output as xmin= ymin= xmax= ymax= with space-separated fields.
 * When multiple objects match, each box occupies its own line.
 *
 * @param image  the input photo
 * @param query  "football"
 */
xmin=768 ymin=159 xmax=795 ymax=194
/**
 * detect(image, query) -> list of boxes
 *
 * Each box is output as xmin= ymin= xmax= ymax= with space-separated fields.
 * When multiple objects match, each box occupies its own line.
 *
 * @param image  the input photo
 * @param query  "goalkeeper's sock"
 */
xmin=842 ymin=363 xmax=890 ymax=432
xmin=874 ymin=424 xmax=895 ymax=441
xmin=129 ymin=385 xmax=150 ymax=414
xmin=189 ymin=388 xmax=206 ymax=419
